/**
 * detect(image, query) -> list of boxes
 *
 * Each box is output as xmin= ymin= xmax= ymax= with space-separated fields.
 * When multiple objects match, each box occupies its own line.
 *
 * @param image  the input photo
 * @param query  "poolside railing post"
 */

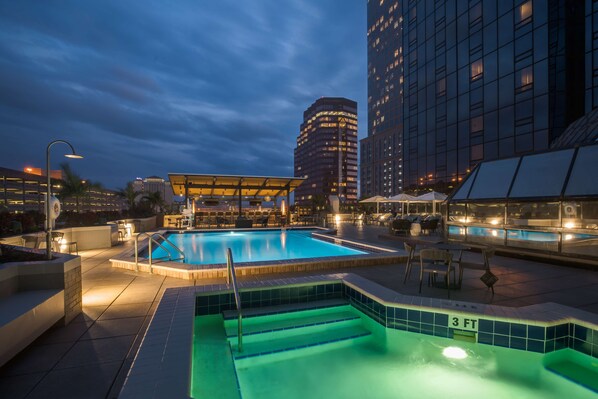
xmin=148 ymin=239 xmax=152 ymax=274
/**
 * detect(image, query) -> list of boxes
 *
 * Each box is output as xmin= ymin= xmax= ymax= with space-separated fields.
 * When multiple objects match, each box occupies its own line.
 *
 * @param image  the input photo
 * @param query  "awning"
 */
xmin=168 ymin=173 xmax=305 ymax=199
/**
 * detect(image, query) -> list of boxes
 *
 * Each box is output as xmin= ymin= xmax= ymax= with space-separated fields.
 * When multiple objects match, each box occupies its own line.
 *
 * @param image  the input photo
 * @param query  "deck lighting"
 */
xmin=45 ymin=140 xmax=83 ymax=260
xmin=443 ymin=346 xmax=468 ymax=360
xmin=564 ymin=222 xmax=575 ymax=229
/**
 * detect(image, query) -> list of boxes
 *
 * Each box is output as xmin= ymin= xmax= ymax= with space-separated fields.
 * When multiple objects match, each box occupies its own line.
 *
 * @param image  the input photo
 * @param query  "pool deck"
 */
xmin=1 ymin=223 xmax=597 ymax=398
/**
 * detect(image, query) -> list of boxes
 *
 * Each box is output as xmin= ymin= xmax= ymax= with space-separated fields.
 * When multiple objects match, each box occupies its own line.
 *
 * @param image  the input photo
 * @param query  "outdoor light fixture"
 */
xmin=442 ymin=346 xmax=468 ymax=360
xmin=46 ymin=140 xmax=83 ymax=260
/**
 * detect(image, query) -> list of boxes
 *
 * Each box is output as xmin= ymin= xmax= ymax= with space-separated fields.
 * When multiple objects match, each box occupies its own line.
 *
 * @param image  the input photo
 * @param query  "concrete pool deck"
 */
xmin=1 ymin=223 xmax=597 ymax=398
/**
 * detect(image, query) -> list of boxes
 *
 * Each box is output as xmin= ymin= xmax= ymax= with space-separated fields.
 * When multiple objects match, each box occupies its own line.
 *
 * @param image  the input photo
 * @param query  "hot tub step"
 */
xmin=224 ymin=306 xmax=358 ymax=339
xmin=230 ymin=324 xmax=372 ymax=365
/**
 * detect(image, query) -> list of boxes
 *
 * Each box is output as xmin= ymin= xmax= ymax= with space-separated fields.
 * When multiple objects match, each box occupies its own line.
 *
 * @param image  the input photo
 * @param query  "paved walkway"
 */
xmin=1 ymin=224 xmax=597 ymax=398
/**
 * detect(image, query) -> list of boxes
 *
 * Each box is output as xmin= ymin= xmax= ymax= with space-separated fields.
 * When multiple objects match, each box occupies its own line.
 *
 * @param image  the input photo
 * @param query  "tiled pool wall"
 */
xmin=195 ymin=282 xmax=344 ymax=315
xmin=195 ymin=282 xmax=598 ymax=359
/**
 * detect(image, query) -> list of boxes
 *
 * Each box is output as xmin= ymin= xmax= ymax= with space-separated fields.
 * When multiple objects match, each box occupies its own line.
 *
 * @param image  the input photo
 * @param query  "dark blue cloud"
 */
xmin=0 ymin=0 xmax=366 ymax=189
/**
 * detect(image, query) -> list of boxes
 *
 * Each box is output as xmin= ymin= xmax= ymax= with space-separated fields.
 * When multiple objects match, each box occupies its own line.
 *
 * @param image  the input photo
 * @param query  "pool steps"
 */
xmin=222 ymin=298 xmax=348 ymax=320
xmin=223 ymin=301 xmax=372 ymax=364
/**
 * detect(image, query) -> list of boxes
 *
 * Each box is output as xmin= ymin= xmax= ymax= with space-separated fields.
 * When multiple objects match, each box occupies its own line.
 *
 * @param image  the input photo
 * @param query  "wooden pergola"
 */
xmin=168 ymin=173 xmax=305 ymax=224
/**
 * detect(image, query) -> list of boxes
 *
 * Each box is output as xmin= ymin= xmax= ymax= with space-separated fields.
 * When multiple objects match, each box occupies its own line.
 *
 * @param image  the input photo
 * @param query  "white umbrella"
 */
xmin=359 ymin=195 xmax=387 ymax=213
xmin=387 ymin=193 xmax=417 ymax=215
xmin=413 ymin=191 xmax=448 ymax=214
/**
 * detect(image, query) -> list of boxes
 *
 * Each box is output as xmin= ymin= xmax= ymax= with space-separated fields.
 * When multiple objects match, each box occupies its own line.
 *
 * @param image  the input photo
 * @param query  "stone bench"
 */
xmin=0 ymin=289 xmax=64 ymax=366
xmin=0 ymin=249 xmax=81 ymax=367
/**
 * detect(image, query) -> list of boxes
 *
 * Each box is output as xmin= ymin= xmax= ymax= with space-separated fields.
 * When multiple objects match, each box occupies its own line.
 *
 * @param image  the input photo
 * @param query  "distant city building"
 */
xmin=22 ymin=167 xmax=62 ymax=180
xmin=361 ymin=0 xmax=597 ymax=196
xmin=294 ymin=97 xmax=358 ymax=209
xmin=0 ymin=166 xmax=123 ymax=213
xmin=132 ymin=176 xmax=174 ymax=206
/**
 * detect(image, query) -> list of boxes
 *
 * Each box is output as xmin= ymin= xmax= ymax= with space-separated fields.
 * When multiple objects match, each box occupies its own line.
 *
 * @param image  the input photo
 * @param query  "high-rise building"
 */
xmin=294 ymin=97 xmax=358 ymax=209
xmin=361 ymin=0 xmax=594 ymax=196
xmin=360 ymin=0 xmax=403 ymax=199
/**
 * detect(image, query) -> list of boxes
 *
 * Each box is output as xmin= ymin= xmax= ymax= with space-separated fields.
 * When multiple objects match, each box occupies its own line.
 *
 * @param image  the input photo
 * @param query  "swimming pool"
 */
xmin=120 ymin=275 xmax=598 ymax=398
xmin=192 ymin=304 xmax=596 ymax=399
xmin=151 ymin=230 xmax=367 ymax=265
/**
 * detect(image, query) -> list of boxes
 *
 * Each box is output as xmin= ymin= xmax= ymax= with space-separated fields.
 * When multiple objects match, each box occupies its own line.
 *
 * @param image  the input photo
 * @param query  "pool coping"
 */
xmin=119 ymin=273 xmax=598 ymax=398
xmin=109 ymin=227 xmax=404 ymax=280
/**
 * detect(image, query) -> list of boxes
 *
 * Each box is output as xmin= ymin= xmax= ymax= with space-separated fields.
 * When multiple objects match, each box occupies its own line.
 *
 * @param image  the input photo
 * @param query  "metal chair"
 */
xmin=51 ymin=231 xmax=64 ymax=251
xmin=403 ymin=242 xmax=419 ymax=283
xmin=419 ymin=249 xmax=454 ymax=298
xmin=459 ymin=248 xmax=497 ymax=294
xmin=22 ymin=235 xmax=40 ymax=249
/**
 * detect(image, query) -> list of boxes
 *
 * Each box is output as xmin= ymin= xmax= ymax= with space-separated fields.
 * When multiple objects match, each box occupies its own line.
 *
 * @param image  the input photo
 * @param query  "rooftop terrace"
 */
xmin=1 ymin=223 xmax=597 ymax=398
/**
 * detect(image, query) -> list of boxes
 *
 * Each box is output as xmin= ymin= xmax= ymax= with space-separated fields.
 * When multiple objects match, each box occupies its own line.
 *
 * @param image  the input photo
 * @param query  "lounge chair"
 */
xmin=391 ymin=219 xmax=411 ymax=236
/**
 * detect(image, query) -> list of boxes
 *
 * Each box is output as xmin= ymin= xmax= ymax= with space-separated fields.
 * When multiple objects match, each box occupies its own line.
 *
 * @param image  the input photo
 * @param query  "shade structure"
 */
xmin=387 ymin=193 xmax=417 ymax=202
xmin=359 ymin=195 xmax=388 ymax=213
xmin=413 ymin=191 xmax=448 ymax=213
xmin=387 ymin=193 xmax=417 ymax=214
xmin=416 ymin=191 xmax=448 ymax=202
xmin=168 ymin=173 xmax=305 ymax=225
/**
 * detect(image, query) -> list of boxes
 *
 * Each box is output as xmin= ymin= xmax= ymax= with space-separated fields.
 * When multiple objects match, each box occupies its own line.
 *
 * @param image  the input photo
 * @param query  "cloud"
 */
xmin=0 ymin=0 xmax=366 ymax=189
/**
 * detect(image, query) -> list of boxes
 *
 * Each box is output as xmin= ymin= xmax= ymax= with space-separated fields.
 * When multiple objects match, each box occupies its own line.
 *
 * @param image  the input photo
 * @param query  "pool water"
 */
xmin=192 ymin=306 xmax=597 ymax=399
xmin=151 ymin=230 xmax=366 ymax=265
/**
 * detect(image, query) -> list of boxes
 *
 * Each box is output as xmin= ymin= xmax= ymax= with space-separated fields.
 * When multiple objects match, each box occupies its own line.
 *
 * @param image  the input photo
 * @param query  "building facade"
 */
xmin=361 ymin=0 xmax=594 ymax=196
xmin=0 ymin=166 xmax=123 ymax=213
xmin=294 ymin=97 xmax=358 ymax=209
xmin=360 ymin=0 xmax=403 ymax=198
xmin=132 ymin=176 xmax=174 ymax=206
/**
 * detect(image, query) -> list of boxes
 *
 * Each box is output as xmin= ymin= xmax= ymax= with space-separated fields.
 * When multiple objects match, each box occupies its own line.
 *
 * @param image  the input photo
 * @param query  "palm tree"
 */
xmin=58 ymin=163 xmax=89 ymax=213
xmin=117 ymin=182 xmax=140 ymax=211
xmin=142 ymin=191 xmax=165 ymax=213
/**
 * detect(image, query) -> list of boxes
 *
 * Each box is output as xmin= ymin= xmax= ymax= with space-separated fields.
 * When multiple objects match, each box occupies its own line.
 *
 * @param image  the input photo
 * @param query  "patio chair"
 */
xmin=22 ymin=235 xmax=40 ymax=249
xmin=420 ymin=219 xmax=439 ymax=235
xmin=51 ymin=232 xmax=64 ymax=251
xmin=391 ymin=219 xmax=411 ymax=236
xmin=458 ymin=248 xmax=497 ymax=294
xmin=403 ymin=242 xmax=419 ymax=283
xmin=419 ymin=249 xmax=454 ymax=298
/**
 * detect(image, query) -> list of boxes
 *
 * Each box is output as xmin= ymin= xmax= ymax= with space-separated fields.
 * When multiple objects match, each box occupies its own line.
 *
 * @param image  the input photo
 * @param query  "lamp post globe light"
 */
xmin=46 ymin=140 xmax=83 ymax=260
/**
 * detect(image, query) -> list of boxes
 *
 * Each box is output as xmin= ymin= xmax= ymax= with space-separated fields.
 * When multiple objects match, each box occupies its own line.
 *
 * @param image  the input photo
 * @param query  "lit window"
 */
xmin=516 ymin=1 xmax=532 ymax=25
xmin=517 ymin=66 xmax=533 ymax=90
xmin=471 ymin=59 xmax=483 ymax=80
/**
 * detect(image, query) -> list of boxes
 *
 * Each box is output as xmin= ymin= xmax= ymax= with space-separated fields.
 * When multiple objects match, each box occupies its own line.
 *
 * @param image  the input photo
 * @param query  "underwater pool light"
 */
xmin=443 ymin=346 xmax=468 ymax=360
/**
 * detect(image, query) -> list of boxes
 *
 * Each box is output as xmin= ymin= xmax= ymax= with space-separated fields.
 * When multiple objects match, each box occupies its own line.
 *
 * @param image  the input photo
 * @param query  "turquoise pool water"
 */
xmin=192 ymin=306 xmax=597 ymax=399
xmin=150 ymin=230 xmax=366 ymax=265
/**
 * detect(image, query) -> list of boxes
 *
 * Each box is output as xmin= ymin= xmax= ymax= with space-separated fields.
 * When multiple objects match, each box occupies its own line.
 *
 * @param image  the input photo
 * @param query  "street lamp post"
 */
xmin=46 ymin=140 xmax=83 ymax=260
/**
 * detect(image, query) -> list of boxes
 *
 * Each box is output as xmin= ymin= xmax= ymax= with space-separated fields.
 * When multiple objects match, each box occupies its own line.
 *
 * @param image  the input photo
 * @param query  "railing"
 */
xmin=226 ymin=248 xmax=243 ymax=352
xmin=134 ymin=232 xmax=185 ymax=273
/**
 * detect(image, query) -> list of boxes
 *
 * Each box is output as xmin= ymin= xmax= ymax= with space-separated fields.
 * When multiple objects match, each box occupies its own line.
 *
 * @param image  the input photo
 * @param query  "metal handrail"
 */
xmin=134 ymin=232 xmax=185 ymax=273
xmin=226 ymin=248 xmax=242 ymax=352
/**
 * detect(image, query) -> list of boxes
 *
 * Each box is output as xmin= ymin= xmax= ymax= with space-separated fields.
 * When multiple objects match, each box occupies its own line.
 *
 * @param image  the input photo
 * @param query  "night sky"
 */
xmin=0 ymin=1 xmax=366 ymax=190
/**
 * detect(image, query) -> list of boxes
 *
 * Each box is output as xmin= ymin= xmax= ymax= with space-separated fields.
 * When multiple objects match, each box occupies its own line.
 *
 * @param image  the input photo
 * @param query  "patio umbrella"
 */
xmin=387 ymin=193 xmax=417 ymax=215
xmin=413 ymin=191 xmax=448 ymax=214
xmin=359 ymin=195 xmax=387 ymax=213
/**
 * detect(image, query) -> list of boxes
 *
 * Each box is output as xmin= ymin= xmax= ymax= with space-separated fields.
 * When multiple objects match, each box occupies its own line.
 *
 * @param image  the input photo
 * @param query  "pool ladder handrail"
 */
xmin=134 ymin=232 xmax=185 ymax=273
xmin=226 ymin=248 xmax=242 ymax=353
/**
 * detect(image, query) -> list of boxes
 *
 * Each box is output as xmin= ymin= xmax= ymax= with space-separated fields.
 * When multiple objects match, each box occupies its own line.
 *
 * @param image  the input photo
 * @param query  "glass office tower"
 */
xmin=361 ymin=0 xmax=593 ymax=197
xmin=360 ymin=0 xmax=403 ymax=199
xmin=294 ymin=97 xmax=358 ymax=209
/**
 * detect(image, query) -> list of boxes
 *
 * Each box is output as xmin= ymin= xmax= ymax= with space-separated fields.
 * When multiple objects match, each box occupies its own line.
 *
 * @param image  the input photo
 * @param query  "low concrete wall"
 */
xmin=10 ymin=252 xmax=82 ymax=324
xmin=57 ymin=226 xmax=113 ymax=251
